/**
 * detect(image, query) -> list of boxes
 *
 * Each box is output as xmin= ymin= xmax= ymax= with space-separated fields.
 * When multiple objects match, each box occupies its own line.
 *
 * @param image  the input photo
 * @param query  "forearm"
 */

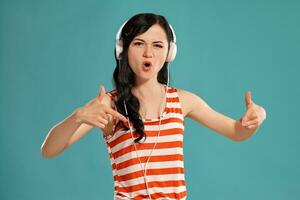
xmin=41 ymin=109 xmax=82 ymax=158
xmin=233 ymin=118 xmax=258 ymax=141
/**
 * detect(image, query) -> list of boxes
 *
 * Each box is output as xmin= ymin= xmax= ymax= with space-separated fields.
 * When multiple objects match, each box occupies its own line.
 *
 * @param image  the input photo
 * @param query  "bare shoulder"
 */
xmin=176 ymin=88 xmax=210 ymax=118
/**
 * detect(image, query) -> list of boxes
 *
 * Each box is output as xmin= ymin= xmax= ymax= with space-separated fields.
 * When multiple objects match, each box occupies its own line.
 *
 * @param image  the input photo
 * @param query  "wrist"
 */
xmin=73 ymin=107 xmax=84 ymax=125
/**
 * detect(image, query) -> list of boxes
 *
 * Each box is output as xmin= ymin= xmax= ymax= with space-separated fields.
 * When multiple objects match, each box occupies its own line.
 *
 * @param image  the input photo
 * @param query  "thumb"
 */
xmin=97 ymin=85 xmax=106 ymax=103
xmin=245 ymin=90 xmax=252 ymax=109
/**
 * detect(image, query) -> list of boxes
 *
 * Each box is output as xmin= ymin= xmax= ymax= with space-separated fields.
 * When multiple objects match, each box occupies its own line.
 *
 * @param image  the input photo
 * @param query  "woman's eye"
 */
xmin=154 ymin=44 xmax=163 ymax=48
xmin=134 ymin=42 xmax=143 ymax=46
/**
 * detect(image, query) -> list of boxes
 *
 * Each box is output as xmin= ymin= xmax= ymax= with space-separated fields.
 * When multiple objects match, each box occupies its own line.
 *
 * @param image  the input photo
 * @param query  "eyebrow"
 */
xmin=133 ymin=38 xmax=164 ymax=43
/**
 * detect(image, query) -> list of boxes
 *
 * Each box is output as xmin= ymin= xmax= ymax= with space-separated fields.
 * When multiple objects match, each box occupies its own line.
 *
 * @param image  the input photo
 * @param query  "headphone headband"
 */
xmin=115 ymin=20 xmax=128 ymax=42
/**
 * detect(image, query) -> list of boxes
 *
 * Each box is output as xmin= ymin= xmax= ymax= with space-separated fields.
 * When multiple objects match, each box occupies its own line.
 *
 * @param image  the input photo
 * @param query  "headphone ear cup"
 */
xmin=115 ymin=40 xmax=123 ymax=60
xmin=166 ymin=42 xmax=177 ymax=62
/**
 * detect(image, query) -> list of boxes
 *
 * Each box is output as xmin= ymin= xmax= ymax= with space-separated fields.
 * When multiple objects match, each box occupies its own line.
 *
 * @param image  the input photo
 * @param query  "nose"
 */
xmin=143 ymin=45 xmax=153 ymax=58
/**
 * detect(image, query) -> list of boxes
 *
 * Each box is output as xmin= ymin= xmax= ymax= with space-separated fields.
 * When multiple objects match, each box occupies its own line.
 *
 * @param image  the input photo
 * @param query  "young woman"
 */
xmin=41 ymin=13 xmax=267 ymax=200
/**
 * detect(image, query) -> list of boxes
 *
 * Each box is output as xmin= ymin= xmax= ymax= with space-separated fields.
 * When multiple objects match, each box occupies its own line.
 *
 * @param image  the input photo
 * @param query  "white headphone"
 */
xmin=115 ymin=19 xmax=177 ymax=62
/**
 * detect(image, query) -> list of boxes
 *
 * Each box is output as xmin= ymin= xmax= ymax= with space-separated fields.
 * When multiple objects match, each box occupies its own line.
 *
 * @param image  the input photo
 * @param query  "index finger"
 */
xmin=104 ymin=107 xmax=127 ymax=122
xmin=97 ymin=85 xmax=106 ymax=103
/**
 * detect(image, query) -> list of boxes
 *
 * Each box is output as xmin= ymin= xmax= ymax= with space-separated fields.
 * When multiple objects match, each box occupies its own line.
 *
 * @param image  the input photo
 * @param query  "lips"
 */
xmin=142 ymin=61 xmax=152 ymax=72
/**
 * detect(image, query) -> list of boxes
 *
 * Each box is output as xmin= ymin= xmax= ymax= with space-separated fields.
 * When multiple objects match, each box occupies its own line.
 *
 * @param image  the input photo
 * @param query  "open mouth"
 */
xmin=142 ymin=61 xmax=152 ymax=72
xmin=143 ymin=61 xmax=152 ymax=67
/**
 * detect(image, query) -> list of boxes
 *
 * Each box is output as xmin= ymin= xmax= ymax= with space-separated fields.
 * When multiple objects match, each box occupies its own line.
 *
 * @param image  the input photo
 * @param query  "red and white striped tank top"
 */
xmin=103 ymin=86 xmax=186 ymax=200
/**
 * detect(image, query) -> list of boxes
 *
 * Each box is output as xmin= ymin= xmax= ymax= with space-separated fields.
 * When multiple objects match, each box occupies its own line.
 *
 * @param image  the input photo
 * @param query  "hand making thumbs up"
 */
xmin=76 ymin=85 xmax=127 ymax=130
xmin=240 ymin=91 xmax=267 ymax=130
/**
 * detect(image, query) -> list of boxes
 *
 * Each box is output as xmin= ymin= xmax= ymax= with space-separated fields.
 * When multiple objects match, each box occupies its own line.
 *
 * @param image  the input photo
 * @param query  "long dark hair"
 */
xmin=112 ymin=13 xmax=174 ymax=143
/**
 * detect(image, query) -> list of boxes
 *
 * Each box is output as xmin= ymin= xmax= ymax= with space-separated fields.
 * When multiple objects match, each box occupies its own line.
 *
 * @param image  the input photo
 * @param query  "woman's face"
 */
xmin=127 ymin=24 xmax=169 ymax=84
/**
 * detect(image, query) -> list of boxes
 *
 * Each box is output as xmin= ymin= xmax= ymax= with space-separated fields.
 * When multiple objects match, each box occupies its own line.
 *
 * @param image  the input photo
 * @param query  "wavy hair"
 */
xmin=112 ymin=13 xmax=174 ymax=143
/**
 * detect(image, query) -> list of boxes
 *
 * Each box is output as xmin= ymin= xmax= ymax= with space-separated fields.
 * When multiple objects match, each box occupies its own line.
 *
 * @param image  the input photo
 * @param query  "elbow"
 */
xmin=40 ymin=145 xmax=62 ymax=158
xmin=40 ymin=147 xmax=53 ymax=158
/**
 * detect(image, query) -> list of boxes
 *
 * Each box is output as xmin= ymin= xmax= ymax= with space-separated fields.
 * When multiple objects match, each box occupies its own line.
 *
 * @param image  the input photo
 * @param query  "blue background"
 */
xmin=1 ymin=0 xmax=299 ymax=199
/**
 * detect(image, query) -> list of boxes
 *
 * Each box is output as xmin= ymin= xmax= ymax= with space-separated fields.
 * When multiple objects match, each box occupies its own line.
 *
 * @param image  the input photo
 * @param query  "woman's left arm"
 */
xmin=178 ymin=89 xmax=267 ymax=142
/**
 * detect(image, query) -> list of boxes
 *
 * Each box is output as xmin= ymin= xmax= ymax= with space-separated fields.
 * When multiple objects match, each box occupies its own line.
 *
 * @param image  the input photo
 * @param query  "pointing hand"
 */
xmin=76 ymin=85 xmax=127 ymax=130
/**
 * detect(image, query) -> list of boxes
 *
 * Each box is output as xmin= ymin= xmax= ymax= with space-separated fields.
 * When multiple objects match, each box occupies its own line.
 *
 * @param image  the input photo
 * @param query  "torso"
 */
xmin=103 ymin=86 xmax=187 ymax=199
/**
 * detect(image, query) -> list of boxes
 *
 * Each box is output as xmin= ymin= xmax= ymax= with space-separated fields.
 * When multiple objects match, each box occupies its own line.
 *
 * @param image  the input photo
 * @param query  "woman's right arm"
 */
xmin=41 ymin=85 xmax=127 ymax=158
xmin=40 ymin=109 xmax=89 ymax=158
